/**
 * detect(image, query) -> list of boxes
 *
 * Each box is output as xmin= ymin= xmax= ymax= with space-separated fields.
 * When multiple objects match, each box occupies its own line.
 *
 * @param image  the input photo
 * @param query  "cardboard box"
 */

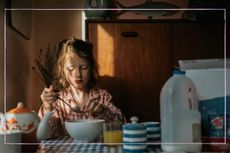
xmin=179 ymin=58 xmax=230 ymax=101
xmin=179 ymin=58 xmax=230 ymax=151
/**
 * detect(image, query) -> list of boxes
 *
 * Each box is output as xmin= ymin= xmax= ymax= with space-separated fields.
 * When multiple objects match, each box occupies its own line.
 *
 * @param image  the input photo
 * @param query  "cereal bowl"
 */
xmin=65 ymin=119 xmax=104 ymax=142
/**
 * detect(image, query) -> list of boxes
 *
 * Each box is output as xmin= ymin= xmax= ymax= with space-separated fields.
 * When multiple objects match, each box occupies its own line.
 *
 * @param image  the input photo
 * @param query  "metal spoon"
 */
xmin=56 ymin=96 xmax=89 ymax=113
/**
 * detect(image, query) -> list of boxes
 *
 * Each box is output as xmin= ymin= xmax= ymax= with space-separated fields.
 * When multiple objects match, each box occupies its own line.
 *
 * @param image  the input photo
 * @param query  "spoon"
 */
xmin=56 ymin=96 xmax=87 ymax=113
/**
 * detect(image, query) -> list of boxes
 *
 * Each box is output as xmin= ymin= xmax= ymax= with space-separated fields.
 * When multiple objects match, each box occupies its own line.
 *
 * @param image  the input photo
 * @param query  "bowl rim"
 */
xmin=65 ymin=119 xmax=105 ymax=124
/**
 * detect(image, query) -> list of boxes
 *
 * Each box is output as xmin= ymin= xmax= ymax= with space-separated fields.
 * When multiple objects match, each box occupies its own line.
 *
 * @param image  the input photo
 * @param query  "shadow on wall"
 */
xmin=6 ymin=28 xmax=31 ymax=111
xmin=89 ymin=23 xmax=168 ymax=122
xmin=98 ymin=75 xmax=130 ymax=120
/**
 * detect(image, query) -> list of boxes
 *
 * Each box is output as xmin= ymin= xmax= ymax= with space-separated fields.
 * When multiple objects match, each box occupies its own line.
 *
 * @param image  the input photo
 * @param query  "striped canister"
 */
xmin=123 ymin=116 xmax=147 ymax=152
xmin=143 ymin=122 xmax=161 ymax=149
xmin=143 ymin=122 xmax=161 ymax=143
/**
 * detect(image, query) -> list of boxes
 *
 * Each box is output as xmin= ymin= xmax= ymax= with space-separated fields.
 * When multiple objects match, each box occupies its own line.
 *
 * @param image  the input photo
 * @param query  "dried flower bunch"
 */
xmin=33 ymin=44 xmax=60 ymax=89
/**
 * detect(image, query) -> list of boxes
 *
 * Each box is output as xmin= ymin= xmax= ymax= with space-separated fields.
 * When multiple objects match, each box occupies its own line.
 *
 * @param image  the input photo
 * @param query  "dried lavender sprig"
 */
xmin=34 ymin=45 xmax=58 ymax=87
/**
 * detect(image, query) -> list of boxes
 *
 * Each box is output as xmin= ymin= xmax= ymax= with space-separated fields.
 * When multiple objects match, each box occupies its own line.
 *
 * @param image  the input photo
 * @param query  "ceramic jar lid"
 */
xmin=8 ymin=102 xmax=31 ymax=113
xmin=123 ymin=116 xmax=146 ymax=130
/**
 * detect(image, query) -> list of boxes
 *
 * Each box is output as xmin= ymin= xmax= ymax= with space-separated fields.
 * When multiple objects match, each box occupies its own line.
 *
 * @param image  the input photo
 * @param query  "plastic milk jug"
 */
xmin=160 ymin=70 xmax=202 ymax=152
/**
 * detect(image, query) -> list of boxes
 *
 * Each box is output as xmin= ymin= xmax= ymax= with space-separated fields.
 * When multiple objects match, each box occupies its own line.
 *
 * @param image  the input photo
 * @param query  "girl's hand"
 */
xmin=40 ymin=85 xmax=57 ymax=111
xmin=82 ymin=101 xmax=105 ymax=117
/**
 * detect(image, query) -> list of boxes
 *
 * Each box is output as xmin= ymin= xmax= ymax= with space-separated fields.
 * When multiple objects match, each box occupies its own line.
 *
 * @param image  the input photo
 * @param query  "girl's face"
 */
xmin=63 ymin=51 xmax=90 ymax=91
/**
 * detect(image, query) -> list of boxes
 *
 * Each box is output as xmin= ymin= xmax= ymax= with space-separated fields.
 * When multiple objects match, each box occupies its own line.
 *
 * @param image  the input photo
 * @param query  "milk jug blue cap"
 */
xmin=123 ymin=116 xmax=146 ymax=130
xmin=173 ymin=69 xmax=186 ymax=75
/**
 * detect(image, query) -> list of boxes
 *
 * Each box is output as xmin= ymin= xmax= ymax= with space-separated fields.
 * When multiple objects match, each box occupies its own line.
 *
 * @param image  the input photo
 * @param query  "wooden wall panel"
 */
xmin=88 ymin=22 xmax=173 ymax=121
xmin=173 ymin=22 xmax=224 ymax=67
xmin=87 ymin=20 xmax=225 ymax=122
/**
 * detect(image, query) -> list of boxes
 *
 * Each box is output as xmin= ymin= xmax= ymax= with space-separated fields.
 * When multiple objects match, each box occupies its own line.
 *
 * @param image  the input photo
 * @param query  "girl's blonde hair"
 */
xmin=53 ymin=38 xmax=99 ymax=90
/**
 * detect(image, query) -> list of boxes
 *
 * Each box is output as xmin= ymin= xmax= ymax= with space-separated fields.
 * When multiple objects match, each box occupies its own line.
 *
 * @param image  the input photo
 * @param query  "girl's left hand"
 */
xmin=81 ymin=101 xmax=105 ymax=116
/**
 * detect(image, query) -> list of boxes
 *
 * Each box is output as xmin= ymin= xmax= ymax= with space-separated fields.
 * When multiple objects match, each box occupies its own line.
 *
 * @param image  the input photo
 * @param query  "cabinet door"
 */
xmin=87 ymin=22 xmax=172 ymax=121
xmin=173 ymin=22 xmax=224 ymax=66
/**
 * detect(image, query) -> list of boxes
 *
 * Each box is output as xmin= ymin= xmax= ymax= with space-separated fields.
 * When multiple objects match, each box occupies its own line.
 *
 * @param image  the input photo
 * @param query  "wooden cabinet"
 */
xmin=86 ymin=20 xmax=224 ymax=122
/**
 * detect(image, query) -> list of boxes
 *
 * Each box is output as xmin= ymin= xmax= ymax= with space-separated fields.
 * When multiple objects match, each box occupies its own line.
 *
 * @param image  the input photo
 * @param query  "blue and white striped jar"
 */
xmin=123 ymin=116 xmax=147 ymax=152
xmin=143 ymin=122 xmax=161 ymax=143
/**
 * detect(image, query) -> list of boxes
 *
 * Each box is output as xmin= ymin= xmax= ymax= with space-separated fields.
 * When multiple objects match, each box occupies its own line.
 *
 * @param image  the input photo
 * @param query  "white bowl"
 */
xmin=65 ymin=119 xmax=104 ymax=142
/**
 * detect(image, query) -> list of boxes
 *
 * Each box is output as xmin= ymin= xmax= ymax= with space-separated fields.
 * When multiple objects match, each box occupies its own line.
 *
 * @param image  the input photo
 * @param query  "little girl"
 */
xmin=38 ymin=38 xmax=125 ymax=138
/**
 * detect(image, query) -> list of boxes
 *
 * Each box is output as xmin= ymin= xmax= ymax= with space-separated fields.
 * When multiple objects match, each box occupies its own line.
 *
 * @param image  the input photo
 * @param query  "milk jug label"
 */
xmin=192 ymin=123 xmax=201 ymax=142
